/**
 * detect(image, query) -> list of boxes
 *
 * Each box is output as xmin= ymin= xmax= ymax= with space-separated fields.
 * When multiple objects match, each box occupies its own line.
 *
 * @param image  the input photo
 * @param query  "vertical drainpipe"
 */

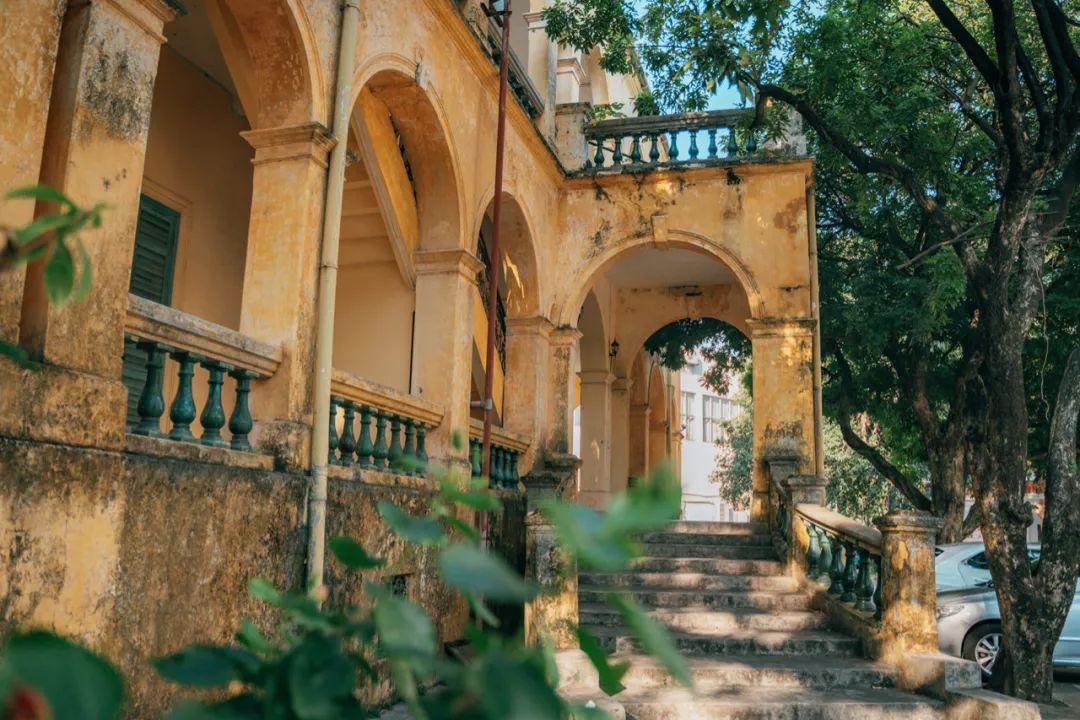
xmin=806 ymin=180 xmax=825 ymax=477
xmin=307 ymin=0 xmax=362 ymax=599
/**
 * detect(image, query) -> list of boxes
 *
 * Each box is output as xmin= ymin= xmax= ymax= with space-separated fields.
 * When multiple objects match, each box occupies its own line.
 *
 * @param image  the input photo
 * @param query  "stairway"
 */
xmin=577 ymin=521 xmax=944 ymax=720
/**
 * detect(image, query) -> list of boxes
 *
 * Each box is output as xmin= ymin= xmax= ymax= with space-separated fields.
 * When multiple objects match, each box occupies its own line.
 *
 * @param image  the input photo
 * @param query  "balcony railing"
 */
xmin=123 ymin=295 xmax=281 ymax=452
xmin=483 ymin=17 xmax=545 ymax=119
xmin=468 ymin=419 xmax=529 ymax=489
xmin=583 ymin=109 xmax=768 ymax=172
xmin=329 ymin=369 xmax=444 ymax=476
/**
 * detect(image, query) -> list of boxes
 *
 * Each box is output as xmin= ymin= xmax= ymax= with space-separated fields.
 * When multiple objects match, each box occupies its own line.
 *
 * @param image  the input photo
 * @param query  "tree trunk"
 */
xmin=929 ymin=442 xmax=968 ymax=543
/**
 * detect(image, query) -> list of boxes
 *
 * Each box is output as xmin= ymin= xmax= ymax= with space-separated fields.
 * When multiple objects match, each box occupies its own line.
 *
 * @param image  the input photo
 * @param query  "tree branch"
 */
xmin=924 ymin=0 xmax=1000 ymax=88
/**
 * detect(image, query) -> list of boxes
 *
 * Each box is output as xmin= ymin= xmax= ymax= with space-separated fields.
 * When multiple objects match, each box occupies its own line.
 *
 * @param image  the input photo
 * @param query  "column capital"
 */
xmin=506 ymin=315 xmax=555 ymax=339
xmin=549 ymin=325 xmax=582 ymax=347
xmin=746 ymin=316 xmax=815 ymax=339
xmin=413 ymin=248 xmax=485 ymax=279
xmin=241 ymin=122 xmax=336 ymax=167
xmin=611 ymin=376 xmax=632 ymax=393
xmin=630 ymin=402 xmax=650 ymax=417
xmin=523 ymin=11 xmax=547 ymax=29
xmin=874 ymin=510 xmax=945 ymax=537
xmin=578 ymin=370 xmax=614 ymax=386
xmin=97 ymin=0 xmax=179 ymax=44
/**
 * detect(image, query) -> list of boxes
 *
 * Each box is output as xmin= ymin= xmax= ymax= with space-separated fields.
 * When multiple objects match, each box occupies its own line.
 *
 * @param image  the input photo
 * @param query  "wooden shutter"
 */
xmin=123 ymin=194 xmax=180 ymax=427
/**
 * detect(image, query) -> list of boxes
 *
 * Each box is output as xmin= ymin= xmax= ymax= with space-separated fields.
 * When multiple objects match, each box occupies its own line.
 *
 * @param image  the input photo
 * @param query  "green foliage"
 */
xmin=0 ymin=631 xmax=123 ymax=720
xmin=644 ymin=318 xmax=750 ymax=396
xmin=0 ymin=185 xmax=106 ymax=367
xmin=153 ymin=464 xmax=690 ymax=719
xmin=586 ymin=102 xmax=626 ymax=121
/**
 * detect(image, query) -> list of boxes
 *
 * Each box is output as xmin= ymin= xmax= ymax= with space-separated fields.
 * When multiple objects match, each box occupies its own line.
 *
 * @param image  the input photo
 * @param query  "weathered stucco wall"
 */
xmin=0 ymin=438 xmax=523 ymax=715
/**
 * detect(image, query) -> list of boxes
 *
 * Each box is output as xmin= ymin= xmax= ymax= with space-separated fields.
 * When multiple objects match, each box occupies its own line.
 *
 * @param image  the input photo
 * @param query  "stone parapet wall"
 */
xmin=0 ymin=436 xmax=523 ymax=716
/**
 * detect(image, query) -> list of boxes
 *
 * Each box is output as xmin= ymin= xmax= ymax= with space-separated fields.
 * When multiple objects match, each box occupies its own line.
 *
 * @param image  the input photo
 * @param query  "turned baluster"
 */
xmin=387 ymin=415 xmax=404 ymax=471
xmin=688 ymin=130 xmax=700 ymax=159
xmin=856 ymin=547 xmax=875 ymax=612
xmin=509 ymin=450 xmax=519 ymax=487
xmin=746 ymin=131 xmax=759 ymax=154
xmin=593 ymin=139 xmax=606 ymax=168
xmin=648 ymin=133 xmax=661 ymax=162
xmin=470 ymin=438 xmax=482 ymax=478
xmin=611 ymin=136 xmax=624 ymax=165
xmin=668 ymin=130 xmax=680 ymax=161
xmin=356 ymin=405 xmax=374 ymax=467
xmin=707 ymin=128 xmax=719 ymax=158
xmin=630 ymin=135 xmax=642 ymax=163
xmin=726 ymin=128 xmax=740 ymax=157
xmin=806 ymin=523 xmax=821 ymax=577
xmin=373 ymin=410 xmax=390 ymax=469
xmin=228 ymin=369 xmax=254 ymax=452
xmin=415 ymin=424 xmax=428 ymax=476
xmin=168 ymin=350 xmax=197 ymax=441
xmin=872 ymin=555 xmax=883 ymax=620
xmin=134 ymin=340 xmax=166 ymax=437
xmin=326 ymin=397 xmax=340 ymax=463
xmin=828 ymin=534 xmax=845 ymax=596
xmin=199 ymin=361 xmax=228 ymax=448
xmin=841 ymin=540 xmax=859 ymax=604
xmin=338 ymin=401 xmax=357 ymax=465
xmin=403 ymin=418 xmax=418 ymax=475
xmin=817 ymin=530 xmax=833 ymax=584
xmin=493 ymin=447 xmax=505 ymax=488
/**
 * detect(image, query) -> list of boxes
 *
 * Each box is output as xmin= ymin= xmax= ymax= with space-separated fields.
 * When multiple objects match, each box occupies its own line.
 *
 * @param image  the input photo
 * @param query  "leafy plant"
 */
xmin=156 ymin=457 xmax=690 ymax=719
xmin=0 ymin=185 xmax=106 ymax=366
xmin=586 ymin=102 xmax=626 ymax=122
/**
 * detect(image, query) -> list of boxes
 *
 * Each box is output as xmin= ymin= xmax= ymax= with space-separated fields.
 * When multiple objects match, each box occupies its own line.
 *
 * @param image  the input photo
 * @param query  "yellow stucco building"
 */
xmin=0 ymin=0 xmax=832 ymax=713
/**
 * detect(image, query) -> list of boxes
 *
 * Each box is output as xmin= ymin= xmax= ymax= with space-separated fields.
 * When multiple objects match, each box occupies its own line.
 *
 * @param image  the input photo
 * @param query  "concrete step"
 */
xmin=616 ymin=654 xmax=898 ymax=691
xmin=629 ymin=557 xmax=784 ymax=576
xmin=578 ymin=605 xmax=830 ymax=633
xmin=591 ymin=628 xmax=862 ymax=658
xmin=579 ymin=571 xmax=799 ymax=593
xmin=663 ymin=522 xmax=769 ymax=535
xmin=579 ymin=588 xmax=812 ymax=611
xmin=640 ymin=543 xmax=778 ymax=560
xmin=615 ymin=686 xmax=942 ymax=720
xmin=643 ymin=531 xmax=774 ymax=547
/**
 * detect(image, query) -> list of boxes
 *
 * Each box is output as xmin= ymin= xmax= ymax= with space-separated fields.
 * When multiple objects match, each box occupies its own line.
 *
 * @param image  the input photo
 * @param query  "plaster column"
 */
xmin=608 ymin=376 xmax=631 ymax=496
xmin=628 ymin=402 xmax=650 ymax=482
xmin=0 ymin=0 xmax=70 ymax=344
xmin=875 ymin=510 xmax=944 ymax=657
xmin=239 ymin=123 xmax=335 ymax=470
xmin=504 ymin=315 xmax=554 ymax=473
xmin=748 ymin=318 xmax=817 ymax=522
xmin=1 ymin=0 xmax=176 ymax=449
xmin=648 ymin=417 xmax=668 ymax=473
xmin=411 ymin=248 xmax=485 ymax=466
xmin=577 ymin=369 xmax=612 ymax=509
xmin=523 ymin=7 xmax=556 ymax=139
xmin=543 ymin=326 xmax=580 ymax=456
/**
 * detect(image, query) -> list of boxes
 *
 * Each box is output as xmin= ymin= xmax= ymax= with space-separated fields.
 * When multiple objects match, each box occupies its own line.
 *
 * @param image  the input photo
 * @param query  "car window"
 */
xmin=934 ymin=547 xmax=944 ymax=557
xmin=966 ymin=552 xmax=990 ymax=570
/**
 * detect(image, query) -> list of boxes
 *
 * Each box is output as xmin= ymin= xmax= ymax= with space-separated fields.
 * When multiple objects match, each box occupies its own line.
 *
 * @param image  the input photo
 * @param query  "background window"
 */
xmin=681 ymin=391 xmax=696 ymax=440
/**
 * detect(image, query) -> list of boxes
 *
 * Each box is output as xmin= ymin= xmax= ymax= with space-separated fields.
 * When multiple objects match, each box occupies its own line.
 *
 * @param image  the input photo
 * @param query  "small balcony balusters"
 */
xmin=583 ymin=109 xmax=771 ymax=173
xmin=467 ymin=436 xmax=522 ymax=490
xmin=328 ymin=396 xmax=431 ymax=478
xmin=801 ymin=518 xmax=883 ymax=620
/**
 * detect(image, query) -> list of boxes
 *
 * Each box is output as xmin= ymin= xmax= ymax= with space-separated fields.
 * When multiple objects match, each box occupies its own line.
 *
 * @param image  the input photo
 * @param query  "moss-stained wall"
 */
xmin=0 ymin=438 xmax=524 ymax=716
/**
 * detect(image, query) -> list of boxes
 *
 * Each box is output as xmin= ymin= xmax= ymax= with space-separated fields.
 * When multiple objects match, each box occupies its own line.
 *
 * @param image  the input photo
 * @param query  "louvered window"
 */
xmin=122 ymin=194 xmax=180 ymax=427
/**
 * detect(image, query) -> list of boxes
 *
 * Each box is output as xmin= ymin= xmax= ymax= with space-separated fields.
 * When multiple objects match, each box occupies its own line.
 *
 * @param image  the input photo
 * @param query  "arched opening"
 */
xmin=332 ymin=68 xmax=463 ymax=392
xmin=566 ymin=241 xmax=756 ymax=511
xmin=469 ymin=193 xmax=539 ymax=425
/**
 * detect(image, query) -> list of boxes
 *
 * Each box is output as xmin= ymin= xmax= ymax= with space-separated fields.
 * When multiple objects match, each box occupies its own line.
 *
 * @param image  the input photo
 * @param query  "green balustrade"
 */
xmin=228 ymin=370 xmax=254 ymax=452
xmin=611 ymin=139 xmax=623 ymax=164
xmin=688 ymin=131 xmax=700 ymax=159
xmin=134 ymin=341 xmax=166 ymax=437
xmin=373 ymin=411 xmax=390 ymax=469
xmin=840 ymin=541 xmax=859 ymax=604
xmin=356 ymin=405 xmax=374 ymax=467
xmin=707 ymin=128 xmax=719 ymax=158
xmin=416 ymin=424 xmax=428 ymax=475
xmin=508 ymin=450 xmax=519 ymax=487
xmin=817 ymin=529 xmax=833 ymax=584
xmin=873 ymin=556 xmax=883 ymax=620
xmin=387 ymin=415 xmax=403 ymax=471
xmin=199 ymin=361 xmax=228 ymax=448
xmin=630 ymin=135 xmax=642 ymax=163
xmin=828 ymin=534 xmax=845 ymax=596
xmin=338 ymin=400 xmax=356 ymax=466
xmin=168 ymin=350 xmax=197 ymax=441
xmin=470 ymin=438 xmax=482 ymax=478
xmin=648 ymin=133 xmax=661 ymax=162
xmin=668 ymin=130 xmax=679 ymax=160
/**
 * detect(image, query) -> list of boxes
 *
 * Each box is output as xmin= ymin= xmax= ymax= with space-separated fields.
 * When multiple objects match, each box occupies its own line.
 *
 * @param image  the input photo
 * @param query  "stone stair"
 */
xmin=577 ymin=521 xmax=945 ymax=719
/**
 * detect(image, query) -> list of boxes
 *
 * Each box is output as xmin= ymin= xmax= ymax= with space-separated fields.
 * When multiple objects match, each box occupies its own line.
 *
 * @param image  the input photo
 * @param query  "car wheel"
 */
xmin=963 ymin=622 xmax=1003 ymax=677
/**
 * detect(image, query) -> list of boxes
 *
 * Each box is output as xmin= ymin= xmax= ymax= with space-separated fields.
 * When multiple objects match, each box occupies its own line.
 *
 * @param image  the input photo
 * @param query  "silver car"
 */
xmin=936 ymin=579 xmax=1080 ymax=676
xmin=934 ymin=542 xmax=1041 ymax=591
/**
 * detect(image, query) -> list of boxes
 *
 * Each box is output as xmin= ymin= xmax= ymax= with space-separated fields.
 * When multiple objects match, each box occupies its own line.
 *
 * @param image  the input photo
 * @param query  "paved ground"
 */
xmin=1042 ymin=669 xmax=1080 ymax=719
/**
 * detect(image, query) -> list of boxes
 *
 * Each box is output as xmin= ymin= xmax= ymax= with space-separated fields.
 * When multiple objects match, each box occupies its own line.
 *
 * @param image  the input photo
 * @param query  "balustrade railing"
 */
xmin=798 ymin=505 xmax=883 ymax=620
xmin=482 ymin=16 xmax=544 ymax=119
xmin=467 ymin=420 xmax=528 ymax=490
xmin=584 ymin=109 xmax=766 ymax=172
xmin=123 ymin=295 xmax=281 ymax=452
xmin=329 ymin=370 xmax=444 ymax=477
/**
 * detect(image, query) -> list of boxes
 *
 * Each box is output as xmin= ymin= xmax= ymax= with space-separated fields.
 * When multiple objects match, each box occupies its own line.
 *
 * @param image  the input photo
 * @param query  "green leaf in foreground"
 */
xmin=43 ymin=241 xmax=74 ymax=305
xmin=438 ymin=544 xmax=540 ymax=602
xmin=371 ymin=585 xmax=436 ymax=666
xmin=541 ymin=501 xmax=634 ymax=572
xmin=2 ymin=631 xmax=123 ymax=720
xmin=608 ymin=593 xmax=692 ymax=689
xmin=602 ymin=461 xmax=681 ymax=536
xmin=328 ymin=536 xmax=384 ymax=569
xmin=153 ymin=645 xmax=254 ymax=688
xmin=377 ymin=500 xmax=444 ymax=545
xmin=576 ymin=626 xmax=630 ymax=695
